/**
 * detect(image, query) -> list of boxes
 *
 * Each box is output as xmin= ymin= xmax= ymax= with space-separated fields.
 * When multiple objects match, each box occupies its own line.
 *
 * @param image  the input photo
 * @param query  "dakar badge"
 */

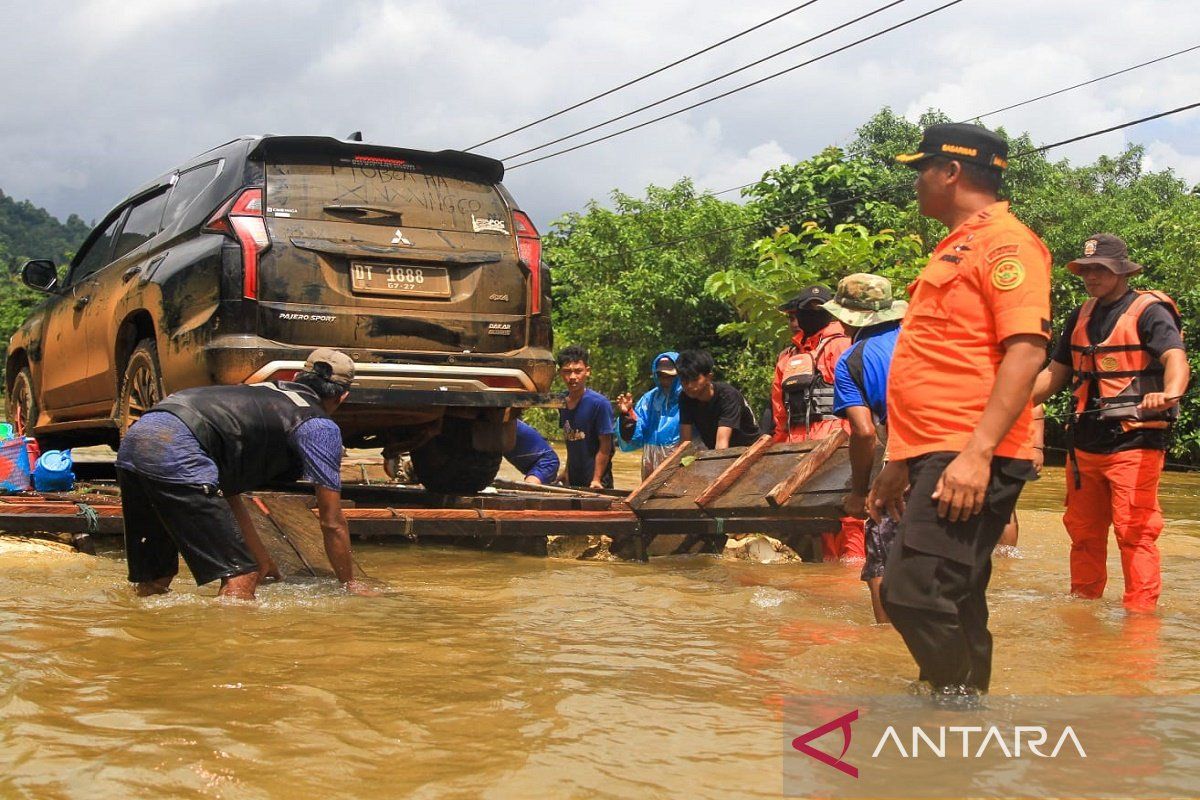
xmin=991 ymin=258 xmax=1026 ymax=291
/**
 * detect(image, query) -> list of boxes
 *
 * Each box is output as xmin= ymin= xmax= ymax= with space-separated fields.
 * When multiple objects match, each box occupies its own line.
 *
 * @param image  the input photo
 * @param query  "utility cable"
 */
xmin=506 ymin=0 xmax=965 ymax=170
xmin=463 ymin=0 xmax=823 ymax=152
xmin=547 ymin=99 xmax=1200 ymax=269
xmin=501 ymin=0 xmax=911 ymax=161
xmin=967 ymin=43 xmax=1200 ymax=122
xmin=1014 ymin=100 xmax=1200 ymax=157
xmin=619 ymin=44 xmax=1200 ymax=206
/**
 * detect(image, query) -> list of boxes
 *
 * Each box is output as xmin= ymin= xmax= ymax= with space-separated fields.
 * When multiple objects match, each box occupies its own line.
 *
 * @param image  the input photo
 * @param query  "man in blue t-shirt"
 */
xmin=556 ymin=345 xmax=614 ymax=488
xmin=505 ymin=420 xmax=560 ymax=485
xmin=115 ymin=348 xmax=375 ymax=600
xmin=824 ymin=274 xmax=907 ymax=623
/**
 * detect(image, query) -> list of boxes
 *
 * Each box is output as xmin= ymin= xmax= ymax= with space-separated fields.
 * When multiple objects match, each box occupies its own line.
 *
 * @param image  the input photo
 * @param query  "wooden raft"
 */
xmin=0 ymin=434 xmax=854 ymax=561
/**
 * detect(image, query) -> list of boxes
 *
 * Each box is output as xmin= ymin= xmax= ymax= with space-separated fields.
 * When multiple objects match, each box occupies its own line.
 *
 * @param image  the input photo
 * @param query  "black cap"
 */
xmin=896 ymin=123 xmax=1009 ymax=170
xmin=1067 ymin=233 xmax=1143 ymax=276
xmin=779 ymin=284 xmax=833 ymax=312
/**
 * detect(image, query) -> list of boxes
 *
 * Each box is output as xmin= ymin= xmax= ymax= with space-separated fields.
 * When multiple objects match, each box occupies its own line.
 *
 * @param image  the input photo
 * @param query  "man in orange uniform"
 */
xmin=1033 ymin=234 xmax=1189 ymax=612
xmin=869 ymin=124 xmax=1051 ymax=698
xmin=772 ymin=285 xmax=864 ymax=561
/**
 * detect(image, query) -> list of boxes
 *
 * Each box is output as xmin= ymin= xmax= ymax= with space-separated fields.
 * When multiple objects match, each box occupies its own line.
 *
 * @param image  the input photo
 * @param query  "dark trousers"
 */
xmin=880 ymin=452 xmax=1032 ymax=692
xmin=118 ymin=468 xmax=257 ymax=586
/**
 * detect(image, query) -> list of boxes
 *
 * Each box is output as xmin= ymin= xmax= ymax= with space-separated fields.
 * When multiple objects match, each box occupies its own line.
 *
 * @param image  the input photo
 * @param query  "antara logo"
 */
xmin=791 ymin=708 xmax=1088 ymax=779
xmin=792 ymin=709 xmax=859 ymax=778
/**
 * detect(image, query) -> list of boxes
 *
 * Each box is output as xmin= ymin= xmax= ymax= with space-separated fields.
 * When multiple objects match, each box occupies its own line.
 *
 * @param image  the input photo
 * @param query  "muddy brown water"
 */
xmin=1 ymin=453 xmax=1198 ymax=798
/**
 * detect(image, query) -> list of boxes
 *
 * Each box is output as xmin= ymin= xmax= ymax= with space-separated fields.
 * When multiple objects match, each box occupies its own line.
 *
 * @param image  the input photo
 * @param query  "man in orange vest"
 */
xmin=869 ymin=123 xmax=1051 ymax=697
xmin=1033 ymin=234 xmax=1189 ymax=612
xmin=771 ymin=284 xmax=864 ymax=561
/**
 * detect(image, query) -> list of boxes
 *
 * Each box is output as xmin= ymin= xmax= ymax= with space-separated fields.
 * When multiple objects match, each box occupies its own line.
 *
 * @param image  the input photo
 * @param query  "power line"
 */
xmin=500 ymin=0 xmax=911 ymax=161
xmin=463 ymin=1 xmax=823 ymax=152
xmin=655 ymin=44 xmax=1200 ymax=204
xmin=967 ymin=44 xmax=1200 ymax=122
xmin=1015 ymin=99 xmax=1200 ymax=157
xmin=507 ymin=0 xmax=966 ymax=170
xmin=547 ymin=100 xmax=1200 ymax=270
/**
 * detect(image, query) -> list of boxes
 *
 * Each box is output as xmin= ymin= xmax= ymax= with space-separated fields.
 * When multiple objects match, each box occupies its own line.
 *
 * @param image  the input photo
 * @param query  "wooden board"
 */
xmin=629 ymin=437 xmax=850 ymax=519
xmin=250 ymin=493 xmax=368 ymax=580
xmin=244 ymin=496 xmax=317 ymax=577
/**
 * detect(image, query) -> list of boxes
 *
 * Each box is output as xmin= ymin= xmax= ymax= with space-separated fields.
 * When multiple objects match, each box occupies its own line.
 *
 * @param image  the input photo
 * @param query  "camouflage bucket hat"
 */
xmin=821 ymin=273 xmax=908 ymax=328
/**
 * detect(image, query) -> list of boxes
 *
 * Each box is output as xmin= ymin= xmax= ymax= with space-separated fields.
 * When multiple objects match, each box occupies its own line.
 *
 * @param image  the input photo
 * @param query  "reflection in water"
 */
xmin=0 ymin=465 xmax=1198 ymax=798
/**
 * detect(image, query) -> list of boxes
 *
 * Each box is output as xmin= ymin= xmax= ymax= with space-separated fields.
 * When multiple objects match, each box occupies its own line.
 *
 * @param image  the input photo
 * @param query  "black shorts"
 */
xmin=880 ymin=452 xmax=1032 ymax=613
xmin=117 ymin=468 xmax=258 ymax=586
xmin=860 ymin=516 xmax=898 ymax=581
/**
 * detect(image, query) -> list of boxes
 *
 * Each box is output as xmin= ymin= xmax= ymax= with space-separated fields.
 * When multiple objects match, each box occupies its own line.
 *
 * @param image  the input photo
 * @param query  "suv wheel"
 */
xmin=411 ymin=419 xmax=502 ymax=494
xmin=118 ymin=339 xmax=165 ymax=437
xmin=8 ymin=367 xmax=38 ymax=437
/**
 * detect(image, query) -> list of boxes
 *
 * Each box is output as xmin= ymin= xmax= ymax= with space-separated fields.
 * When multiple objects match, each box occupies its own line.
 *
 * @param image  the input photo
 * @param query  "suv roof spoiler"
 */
xmin=248 ymin=136 xmax=505 ymax=183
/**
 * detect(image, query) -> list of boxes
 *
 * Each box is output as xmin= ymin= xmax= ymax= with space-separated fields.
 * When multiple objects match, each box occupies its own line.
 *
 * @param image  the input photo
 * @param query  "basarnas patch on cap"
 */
xmin=1083 ymin=239 xmax=1098 ymax=257
xmin=991 ymin=258 xmax=1026 ymax=291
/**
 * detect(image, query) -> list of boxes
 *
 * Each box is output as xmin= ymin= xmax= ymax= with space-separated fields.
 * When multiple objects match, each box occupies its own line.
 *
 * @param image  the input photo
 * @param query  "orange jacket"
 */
xmin=887 ymin=201 xmax=1051 ymax=461
xmin=1070 ymin=290 xmax=1181 ymax=430
xmin=771 ymin=321 xmax=850 ymax=442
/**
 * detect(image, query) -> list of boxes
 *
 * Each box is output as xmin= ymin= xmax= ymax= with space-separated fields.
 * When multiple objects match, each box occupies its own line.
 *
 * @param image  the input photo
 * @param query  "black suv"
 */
xmin=7 ymin=135 xmax=555 ymax=492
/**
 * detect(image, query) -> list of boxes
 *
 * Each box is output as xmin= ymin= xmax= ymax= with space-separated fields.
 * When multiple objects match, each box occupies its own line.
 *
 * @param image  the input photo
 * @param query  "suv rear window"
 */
xmin=265 ymin=155 xmax=509 ymax=234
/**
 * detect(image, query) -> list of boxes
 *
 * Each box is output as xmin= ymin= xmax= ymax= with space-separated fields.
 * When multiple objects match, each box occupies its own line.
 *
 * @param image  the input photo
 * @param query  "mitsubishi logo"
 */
xmin=390 ymin=229 xmax=413 ymax=246
xmin=792 ymin=709 xmax=859 ymax=778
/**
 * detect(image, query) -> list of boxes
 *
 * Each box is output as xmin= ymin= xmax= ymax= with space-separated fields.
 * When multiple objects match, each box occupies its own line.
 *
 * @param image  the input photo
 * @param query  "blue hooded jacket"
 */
xmin=617 ymin=351 xmax=682 ymax=452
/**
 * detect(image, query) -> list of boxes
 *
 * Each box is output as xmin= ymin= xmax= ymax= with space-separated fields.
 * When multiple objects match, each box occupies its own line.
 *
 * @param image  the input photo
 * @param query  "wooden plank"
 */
xmin=0 ymin=503 xmax=123 ymax=516
xmin=490 ymin=478 xmax=613 ymax=499
xmin=0 ymin=513 xmax=125 ymax=535
xmin=765 ymin=429 xmax=849 ymax=508
xmin=256 ymin=494 xmax=368 ymax=580
xmin=343 ymin=508 xmax=638 ymax=522
xmin=693 ymin=435 xmax=773 ymax=508
xmin=624 ymin=441 xmax=694 ymax=510
xmin=346 ymin=514 xmax=641 ymax=538
xmin=244 ymin=497 xmax=316 ymax=577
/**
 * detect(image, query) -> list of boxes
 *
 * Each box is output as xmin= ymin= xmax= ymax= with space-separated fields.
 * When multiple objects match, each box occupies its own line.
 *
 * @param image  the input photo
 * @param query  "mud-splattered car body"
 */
xmin=7 ymin=136 xmax=555 ymax=488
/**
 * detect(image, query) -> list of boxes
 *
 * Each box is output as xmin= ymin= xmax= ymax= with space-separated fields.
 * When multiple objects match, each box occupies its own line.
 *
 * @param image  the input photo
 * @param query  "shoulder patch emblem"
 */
xmin=991 ymin=258 xmax=1025 ymax=291
xmin=986 ymin=243 xmax=1020 ymax=263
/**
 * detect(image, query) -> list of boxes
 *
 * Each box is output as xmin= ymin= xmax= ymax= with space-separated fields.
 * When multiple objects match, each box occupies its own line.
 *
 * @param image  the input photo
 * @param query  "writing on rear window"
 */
xmin=267 ymin=158 xmax=506 ymax=233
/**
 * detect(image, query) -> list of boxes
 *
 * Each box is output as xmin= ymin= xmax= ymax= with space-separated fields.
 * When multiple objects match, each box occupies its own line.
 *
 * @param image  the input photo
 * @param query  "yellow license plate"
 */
xmin=350 ymin=262 xmax=451 ymax=298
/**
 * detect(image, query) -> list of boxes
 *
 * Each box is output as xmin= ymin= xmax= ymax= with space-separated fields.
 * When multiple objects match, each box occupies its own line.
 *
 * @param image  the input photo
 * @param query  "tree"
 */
xmin=706 ymin=222 xmax=925 ymax=405
xmin=543 ymin=179 xmax=755 ymax=399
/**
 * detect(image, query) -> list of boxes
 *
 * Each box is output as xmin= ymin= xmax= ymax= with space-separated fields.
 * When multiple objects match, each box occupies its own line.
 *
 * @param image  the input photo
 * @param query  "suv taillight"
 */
xmin=204 ymin=188 xmax=270 ymax=299
xmin=513 ymin=211 xmax=542 ymax=314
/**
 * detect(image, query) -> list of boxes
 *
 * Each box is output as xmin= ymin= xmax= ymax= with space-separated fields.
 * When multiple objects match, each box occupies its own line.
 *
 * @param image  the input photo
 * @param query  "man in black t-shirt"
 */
xmin=1033 ymin=234 xmax=1189 ymax=612
xmin=675 ymin=350 xmax=759 ymax=450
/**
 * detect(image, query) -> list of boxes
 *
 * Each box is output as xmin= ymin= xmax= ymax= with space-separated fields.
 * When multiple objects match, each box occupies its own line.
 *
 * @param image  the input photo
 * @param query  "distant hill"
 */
xmin=0 ymin=190 xmax=92 ymax=268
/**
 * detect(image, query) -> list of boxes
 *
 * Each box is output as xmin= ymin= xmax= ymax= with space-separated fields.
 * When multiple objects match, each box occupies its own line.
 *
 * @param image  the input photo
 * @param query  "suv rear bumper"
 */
xmin=204 ymin=337 xmax=559 ymax=409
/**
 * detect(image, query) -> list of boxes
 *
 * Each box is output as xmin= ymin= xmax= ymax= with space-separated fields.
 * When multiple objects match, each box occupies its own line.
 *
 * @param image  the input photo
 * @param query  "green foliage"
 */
xmin=0 ymin=191 xmax=87 ymax=379
xmin=0 ymin=190 xmax=90 ymax=266
xmin=743 ymin=145 xmax=910 ymax=235
xmin=706 ymin=222 xmax=925 ymax=405
xmin=544 ymin=179 xmax=755 ymax=399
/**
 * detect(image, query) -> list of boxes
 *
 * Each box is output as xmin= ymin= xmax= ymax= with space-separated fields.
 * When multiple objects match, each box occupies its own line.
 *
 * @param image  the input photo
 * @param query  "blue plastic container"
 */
xmin=33 ymin=449 xmax=75 ymax=493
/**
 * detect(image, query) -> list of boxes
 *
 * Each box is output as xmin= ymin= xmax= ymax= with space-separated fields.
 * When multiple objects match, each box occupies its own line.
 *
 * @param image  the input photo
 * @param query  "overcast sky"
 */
xmin=3 ymin=0 xmax=1199 ymax=233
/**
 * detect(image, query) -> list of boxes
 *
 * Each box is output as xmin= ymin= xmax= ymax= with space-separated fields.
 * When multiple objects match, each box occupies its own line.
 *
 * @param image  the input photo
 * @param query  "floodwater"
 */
xmin=1 ymin=457 xmax=1198 ymax=799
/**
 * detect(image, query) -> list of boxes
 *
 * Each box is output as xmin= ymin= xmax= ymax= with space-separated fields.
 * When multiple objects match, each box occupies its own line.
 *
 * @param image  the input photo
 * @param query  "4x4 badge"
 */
xmin=390 ymin=229 xmax=414 ymax=246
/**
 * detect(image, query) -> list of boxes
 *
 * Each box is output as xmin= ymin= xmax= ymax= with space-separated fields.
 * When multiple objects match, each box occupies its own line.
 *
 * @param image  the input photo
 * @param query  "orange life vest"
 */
xmin=1069 ymin=290 xmax=1181 ymax=430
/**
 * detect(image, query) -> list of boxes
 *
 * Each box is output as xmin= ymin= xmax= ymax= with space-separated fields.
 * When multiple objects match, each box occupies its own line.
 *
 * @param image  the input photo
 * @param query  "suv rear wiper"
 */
xmin=323 ymin=204 xmax=404 ymax=221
